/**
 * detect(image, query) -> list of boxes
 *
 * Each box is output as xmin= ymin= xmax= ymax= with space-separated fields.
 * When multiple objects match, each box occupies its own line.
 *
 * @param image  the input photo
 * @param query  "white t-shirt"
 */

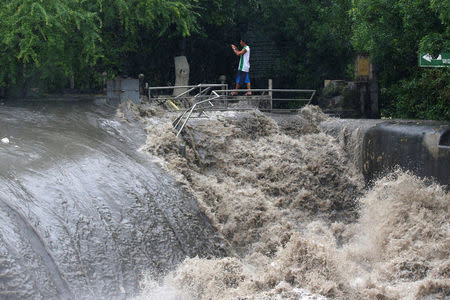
xmin=238 ymin=46 xmax=250 ymax=72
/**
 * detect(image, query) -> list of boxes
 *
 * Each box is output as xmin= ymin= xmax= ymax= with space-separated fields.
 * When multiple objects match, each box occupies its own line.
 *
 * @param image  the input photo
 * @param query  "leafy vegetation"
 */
xmin=0 ymin=0 xmax=101 ymax=91
xmin=0 ymin=0 xmax=447 ymax=120
xmin=0 ymin=0 xmax=199 ymax=94
xmin=384 ymin=69 xmax=449 ymax=121
xmin=351 ymin=0 xmax=449 ymax=120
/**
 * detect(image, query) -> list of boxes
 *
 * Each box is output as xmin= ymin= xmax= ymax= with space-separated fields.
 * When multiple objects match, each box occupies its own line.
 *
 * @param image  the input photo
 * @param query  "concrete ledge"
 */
xmin=320 ymin=119 xmax=450 ymax=187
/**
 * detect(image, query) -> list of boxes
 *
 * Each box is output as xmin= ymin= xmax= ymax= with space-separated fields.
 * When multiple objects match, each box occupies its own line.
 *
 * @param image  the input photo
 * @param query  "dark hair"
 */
xmin=240 ymin=37 xmax=248 ymax=44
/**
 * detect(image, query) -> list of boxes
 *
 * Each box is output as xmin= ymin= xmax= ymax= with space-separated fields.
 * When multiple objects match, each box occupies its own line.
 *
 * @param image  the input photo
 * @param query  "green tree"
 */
xmin=389 ymin=69 xmax=450 ymax=120
xmin=0 ymin=0 xmax=101 ymax=92
xmin=419 ymin=0 xmax=450 ymax=55
xmin=97 ymin=0 xmax=199 ymax=78
xmin=0 ymin=0 xmax=200 ymax=94
xmin=351 ymin=0 xmax=449 ymax=120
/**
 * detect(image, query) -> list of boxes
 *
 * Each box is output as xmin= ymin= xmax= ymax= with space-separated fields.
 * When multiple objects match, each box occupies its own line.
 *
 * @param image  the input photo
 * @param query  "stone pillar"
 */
xmin=173 ymin=56 xmax=190 ymax=97
xmin=219 ymin=75 xmax=226 ymax=88
xmin=138 ymin=74 xmax=145 ymax=95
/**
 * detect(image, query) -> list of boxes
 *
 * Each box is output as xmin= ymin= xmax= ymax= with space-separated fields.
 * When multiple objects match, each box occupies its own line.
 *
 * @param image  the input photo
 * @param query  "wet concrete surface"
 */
xmin=0 ymin=98 xmax=226 ymax=299
xmin=320 ymin=118 xmax=450 ymax=187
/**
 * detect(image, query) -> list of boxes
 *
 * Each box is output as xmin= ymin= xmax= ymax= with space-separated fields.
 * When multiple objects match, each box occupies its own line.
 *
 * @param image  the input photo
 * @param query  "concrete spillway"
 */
xmin=0 ymin=99 xmax=226 ymax=299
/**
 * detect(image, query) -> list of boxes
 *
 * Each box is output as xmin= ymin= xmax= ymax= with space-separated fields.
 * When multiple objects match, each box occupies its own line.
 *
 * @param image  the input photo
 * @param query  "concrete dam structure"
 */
xmin=0 ymin=97 xmax=448 ymax=299
xmin=320 ymin=119 xmax=450 ymax=187
xmin=0 ymin=100 xmax=226 ymax=299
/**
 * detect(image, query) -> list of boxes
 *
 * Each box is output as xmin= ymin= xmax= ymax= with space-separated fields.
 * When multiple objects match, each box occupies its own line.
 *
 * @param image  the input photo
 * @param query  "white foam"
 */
xmin=130 ymin=105 xmax=449 ymax=300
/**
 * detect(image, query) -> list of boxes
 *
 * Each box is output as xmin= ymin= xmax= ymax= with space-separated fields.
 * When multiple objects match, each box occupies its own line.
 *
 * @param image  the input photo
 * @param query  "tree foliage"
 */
xmin=0 ymin=0 xmax=101 ymax=89
xmin=0 ymin=0 xmax=199 ymax=92
xmin=351 ymin=0 xmax=449 ymax=120
xmin=387 ymin=69 xmax=449 ymax=121
xmin=0 ymin=0 xmax=447 ymax=120
xmin=98 ymin=0 xmax=199 ymax=77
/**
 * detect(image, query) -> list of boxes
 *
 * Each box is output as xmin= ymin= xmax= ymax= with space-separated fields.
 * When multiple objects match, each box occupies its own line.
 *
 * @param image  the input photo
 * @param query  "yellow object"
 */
xmin=168 ymin=99 xmax=180 ymax=110
xmin=357 ymin=57 xmax=370 ymax=76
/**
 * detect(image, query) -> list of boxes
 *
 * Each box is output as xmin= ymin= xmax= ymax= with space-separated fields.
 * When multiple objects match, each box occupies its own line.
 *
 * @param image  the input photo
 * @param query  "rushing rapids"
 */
xmin=0 ymin=98 xmax=447 ymax=299
xmin=131 ymin=103 xmax=449 ymax=300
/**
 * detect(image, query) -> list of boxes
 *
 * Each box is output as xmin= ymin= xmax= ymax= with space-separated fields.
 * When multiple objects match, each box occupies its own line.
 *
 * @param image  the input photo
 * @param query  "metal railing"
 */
xmin=148 ymin=83 xmax=228 ymax=108
xmin=173 ymin=88 xmax=316 ymax=137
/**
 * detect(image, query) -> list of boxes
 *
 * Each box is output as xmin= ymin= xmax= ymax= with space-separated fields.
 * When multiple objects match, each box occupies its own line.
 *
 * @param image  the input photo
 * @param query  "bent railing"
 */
xmin=148 ymin=83 xmax=228 ymax=109
xmin=173 ymin=88 xmax=316 ymax=137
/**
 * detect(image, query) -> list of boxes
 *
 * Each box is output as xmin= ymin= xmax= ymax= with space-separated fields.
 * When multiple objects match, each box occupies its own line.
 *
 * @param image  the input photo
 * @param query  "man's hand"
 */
xmin=231 ymin=44 xmax=244 ymax=56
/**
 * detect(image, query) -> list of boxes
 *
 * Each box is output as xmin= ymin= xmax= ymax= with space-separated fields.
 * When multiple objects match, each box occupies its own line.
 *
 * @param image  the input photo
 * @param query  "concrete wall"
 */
xmin=320 ymin=119 xmax=450 ymax=187
xmin=106 ymin=77 xmax=140 ymax=105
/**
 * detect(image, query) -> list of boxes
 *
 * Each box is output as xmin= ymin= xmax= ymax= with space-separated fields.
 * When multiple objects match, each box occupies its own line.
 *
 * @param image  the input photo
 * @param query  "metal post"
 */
xmin=219 ymin=75 xmax=227 ymax=109
xmin=102 ymin=72 xmax=107 ymax=94
xmin=138 ymin=74 xmax=144 ymax=96
xmin=268 ymin=79 xmax=273 ymax=110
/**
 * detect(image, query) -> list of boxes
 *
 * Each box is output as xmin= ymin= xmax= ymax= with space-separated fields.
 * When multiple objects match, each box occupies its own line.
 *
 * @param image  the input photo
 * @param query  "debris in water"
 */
xmin=1 ymin=137 xmax=9 ymax=144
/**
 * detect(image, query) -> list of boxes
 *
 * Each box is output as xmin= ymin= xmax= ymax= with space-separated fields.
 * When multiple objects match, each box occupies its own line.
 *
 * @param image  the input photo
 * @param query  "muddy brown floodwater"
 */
xmin=130 ymin=103 xmax=449 ymax=300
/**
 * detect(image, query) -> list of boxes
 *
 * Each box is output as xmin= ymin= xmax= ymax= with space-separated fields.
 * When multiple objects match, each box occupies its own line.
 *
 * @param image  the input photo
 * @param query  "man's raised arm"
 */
xmin=231 ymin=44 xmax=247 ymax=56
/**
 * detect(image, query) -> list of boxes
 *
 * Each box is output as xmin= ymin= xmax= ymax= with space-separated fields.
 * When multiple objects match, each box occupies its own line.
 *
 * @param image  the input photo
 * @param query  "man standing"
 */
xmin=231 ymin=39 xmax=251 ymax=96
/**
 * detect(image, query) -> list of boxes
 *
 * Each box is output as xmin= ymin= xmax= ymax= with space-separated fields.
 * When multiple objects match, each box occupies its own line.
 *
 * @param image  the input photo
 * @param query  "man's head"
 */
xmin=240 ymin=37 xmax=248 ymax=47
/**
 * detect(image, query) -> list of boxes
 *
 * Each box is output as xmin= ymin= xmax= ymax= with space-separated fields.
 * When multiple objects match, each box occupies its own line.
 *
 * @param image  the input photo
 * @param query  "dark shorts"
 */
xmin=236 ymin=71 xmax=250 ymax=85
